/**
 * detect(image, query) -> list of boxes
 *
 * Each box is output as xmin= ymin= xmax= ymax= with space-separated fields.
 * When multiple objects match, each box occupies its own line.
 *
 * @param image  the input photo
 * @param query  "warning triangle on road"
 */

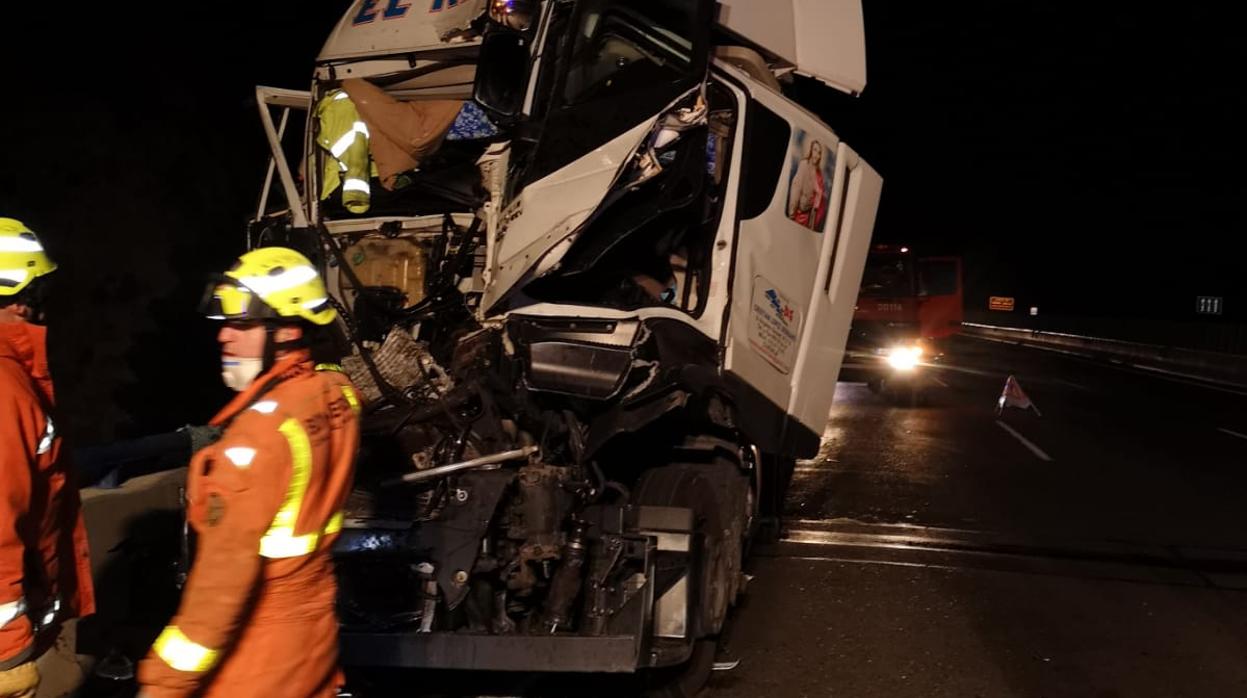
xmin=997 ymin=375 xmax=1042 ymax=416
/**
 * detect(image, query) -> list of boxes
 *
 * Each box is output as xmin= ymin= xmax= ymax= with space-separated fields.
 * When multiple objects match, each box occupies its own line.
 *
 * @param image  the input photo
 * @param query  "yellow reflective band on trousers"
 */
xmin=260 ymin=419 xmax=317 ymax=559
xmin=314 ymin=363 xmax=343 ymax=373
xmin=324 ymin=511 xmax=344 ymax=536
xmin=154 ymin=626 xmax=219 ymax=673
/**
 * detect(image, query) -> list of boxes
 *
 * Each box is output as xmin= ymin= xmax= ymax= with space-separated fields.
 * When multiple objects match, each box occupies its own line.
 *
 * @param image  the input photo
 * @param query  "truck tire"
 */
xmin=756 ymin=451 xmax=796 ymax=543
xmin=633 ymin=465 xmax=730 ymax=634
xmin=634 ymin=457 xmax=746 ymax=698
xmin=642 ymin=438 xmax=752 ymax=609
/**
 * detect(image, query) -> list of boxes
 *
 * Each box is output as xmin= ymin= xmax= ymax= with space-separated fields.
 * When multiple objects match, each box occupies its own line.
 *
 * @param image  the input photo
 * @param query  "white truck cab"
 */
xmin=249 ymin=0 xmax=880 ymax=687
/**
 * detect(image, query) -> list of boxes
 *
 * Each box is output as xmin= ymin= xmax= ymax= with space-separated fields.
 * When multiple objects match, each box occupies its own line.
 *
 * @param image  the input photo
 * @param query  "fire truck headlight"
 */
xmin=887 ymin=345 xmax=923 ymax=371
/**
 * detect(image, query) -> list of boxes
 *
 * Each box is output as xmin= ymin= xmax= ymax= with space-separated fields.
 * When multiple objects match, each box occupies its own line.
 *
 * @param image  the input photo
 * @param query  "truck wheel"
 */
xmin=634 ymin=461 xmax=742 ymax=698
xmin=633 ymin=465 xmax=733 ymax=634
xmin=677 ymin=439 xmax=753 ymax=608
xmin=756 ymin=452 xmax=795 ymax=543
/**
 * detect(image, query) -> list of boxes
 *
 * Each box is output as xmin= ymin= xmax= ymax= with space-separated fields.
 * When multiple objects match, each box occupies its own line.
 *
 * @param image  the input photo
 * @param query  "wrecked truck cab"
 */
xmin=247 ymin=0 xmax=881 ymax=687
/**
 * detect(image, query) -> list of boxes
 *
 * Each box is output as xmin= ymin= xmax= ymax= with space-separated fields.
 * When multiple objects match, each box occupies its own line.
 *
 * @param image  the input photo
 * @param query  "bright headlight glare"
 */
xmin=886 ymin=345 xmax=922 ymax=370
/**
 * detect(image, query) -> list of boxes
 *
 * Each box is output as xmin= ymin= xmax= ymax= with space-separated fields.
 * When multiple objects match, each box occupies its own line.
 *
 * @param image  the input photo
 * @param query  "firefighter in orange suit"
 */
xmin=0 ymin=219 xmax=94 ymax=698
xmin=138 ymin=247 xmax=360 ymax=698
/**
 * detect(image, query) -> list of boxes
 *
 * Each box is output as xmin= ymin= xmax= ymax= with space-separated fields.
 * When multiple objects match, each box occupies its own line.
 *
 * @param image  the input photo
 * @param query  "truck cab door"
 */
xmin=480 ymin=0 xmax=715 ymax=311
xmin=785 ymin=145 xmax=882 ymax=449
xmin=250 ymin=87 xmax=313 ymax=239
xmin=722 ymin=88 xmax=881 ymax=458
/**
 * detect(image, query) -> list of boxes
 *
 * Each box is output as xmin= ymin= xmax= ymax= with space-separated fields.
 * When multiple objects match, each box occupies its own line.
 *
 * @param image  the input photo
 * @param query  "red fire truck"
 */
xmin=839 ymin=245 xmax=963 ymax=401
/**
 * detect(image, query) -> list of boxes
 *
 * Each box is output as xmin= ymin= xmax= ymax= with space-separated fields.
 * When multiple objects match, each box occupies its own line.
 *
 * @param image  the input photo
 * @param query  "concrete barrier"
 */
xmin=962 ymin=323 xmax=1247 ymax=389
xmin=71 ymin=470 xmax=187 ymax=689
xmin=26 ymin=471 xmax=186 ymax=696
xmin=81 ymin=469 xmax=187 ymax=578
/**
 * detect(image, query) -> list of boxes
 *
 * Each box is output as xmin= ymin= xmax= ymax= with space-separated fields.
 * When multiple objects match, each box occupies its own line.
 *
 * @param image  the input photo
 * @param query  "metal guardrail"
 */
xmin=962 ymin=311 xmax=1247 ymax=356
xmin=961 ymin=323 xmax=1247 ymax=390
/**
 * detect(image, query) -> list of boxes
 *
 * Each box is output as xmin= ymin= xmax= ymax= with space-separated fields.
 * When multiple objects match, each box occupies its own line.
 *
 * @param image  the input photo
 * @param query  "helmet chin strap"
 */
xmin=3 ymin=276 xmax=51 ymax=324
xmin=263 ymin=323 xmax=310 ymax=372
xmin=263 ymin=325 xmax=278 ymax=373
xmin=223 ymin=324 xmax=307 ymax=392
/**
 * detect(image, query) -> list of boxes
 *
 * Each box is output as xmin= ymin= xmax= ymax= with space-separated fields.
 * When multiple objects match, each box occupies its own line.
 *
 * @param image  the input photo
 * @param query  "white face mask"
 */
xmin=221 ymin=357 xmax=264 ymax=392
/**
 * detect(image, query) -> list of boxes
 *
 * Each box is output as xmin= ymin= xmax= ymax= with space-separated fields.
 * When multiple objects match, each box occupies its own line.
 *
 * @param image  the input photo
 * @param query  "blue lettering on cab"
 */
xmin=353 ymin=0 xmax=380 ymax=25
xmin=384 ymin=0 xmax=412 ymax=18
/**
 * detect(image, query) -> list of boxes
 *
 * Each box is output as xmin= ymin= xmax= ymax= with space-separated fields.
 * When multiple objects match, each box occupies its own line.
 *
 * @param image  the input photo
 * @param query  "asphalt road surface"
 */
xmin=323 ymin=336 xmax=1247 ymax=697
xmin=84 ymin=337 xmax=1247 ymax=697
xmin=708 ymin=336 xmax=1247 ymax=698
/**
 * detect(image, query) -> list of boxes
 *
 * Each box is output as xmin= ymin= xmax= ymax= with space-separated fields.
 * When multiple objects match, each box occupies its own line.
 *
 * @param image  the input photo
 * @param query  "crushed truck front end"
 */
xmin=246 ymin=0 xmax=881 ymax=683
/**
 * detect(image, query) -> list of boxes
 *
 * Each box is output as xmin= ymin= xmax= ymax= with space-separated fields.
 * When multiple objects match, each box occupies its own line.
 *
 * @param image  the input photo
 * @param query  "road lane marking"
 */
xmin=1125 ymin=364 xmax=1247 ymax=396
xmin=1218 ymin=428 xmax=1247 ymax=441
xmin=779 ymin=554 xmax=957 ymax=572
xmin=1054 ymin=378 xmax=1091 ymax=392
xmin=963 ymin=333 xmax=1096 ymax=359
xmin=1153 ymin=377 xmax=1247 ymax=397
xmin=931 ymin=376 xmax=950 ymax=388
xmin=794 ymin=466 xmax=827 ymax=474
xmin=995 ymin=421 xmax=1053 ymax=462
xmin=964 ymin=333 xmax=1247 ymax=397
xmin=933 ymin=364 xmax=1006 ymax=379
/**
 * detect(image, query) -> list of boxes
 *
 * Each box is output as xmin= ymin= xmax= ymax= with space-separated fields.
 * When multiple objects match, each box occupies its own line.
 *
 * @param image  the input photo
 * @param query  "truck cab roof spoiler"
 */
xmin=320 ymin=1 xmax=866 ymax=96
xmin=716 ymin=0 xmax=867 ymax=96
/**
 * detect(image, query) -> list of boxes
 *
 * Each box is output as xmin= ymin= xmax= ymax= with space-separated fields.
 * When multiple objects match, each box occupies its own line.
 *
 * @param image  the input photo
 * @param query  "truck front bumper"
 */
xmin=340 ymin=631 xmax=646 ymax=673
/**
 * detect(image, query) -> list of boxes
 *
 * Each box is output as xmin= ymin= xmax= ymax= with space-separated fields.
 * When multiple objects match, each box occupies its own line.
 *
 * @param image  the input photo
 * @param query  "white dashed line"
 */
xmin=995 ymin=421 xmax=1053 ymax=462
xmin=931 ymin=376 xmax=950 ymax=388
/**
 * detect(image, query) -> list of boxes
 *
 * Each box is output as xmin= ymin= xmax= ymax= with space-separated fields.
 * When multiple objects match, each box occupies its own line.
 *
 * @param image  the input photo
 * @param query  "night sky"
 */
xmin=804 ymin=3 xmax=1245 ymax=323
xmin=2 ymin=2 xmax=1242 ymax=444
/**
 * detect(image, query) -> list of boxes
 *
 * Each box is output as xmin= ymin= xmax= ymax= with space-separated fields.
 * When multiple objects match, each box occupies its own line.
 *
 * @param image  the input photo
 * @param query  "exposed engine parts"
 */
xmin=383 ymin=445 xmax=539 ymax=486
xmin=332 ymin=300 xmax=743 ymax=645
xmin=342 ymin=323 xmax=452 ymax=405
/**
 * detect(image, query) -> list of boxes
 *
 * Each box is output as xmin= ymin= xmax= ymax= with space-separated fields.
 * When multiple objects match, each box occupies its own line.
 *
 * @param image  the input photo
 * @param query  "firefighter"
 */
xmin=0 ymin=219 xmax=94 ymax=698
xmin=137 ymin=247 xmax=361 ymax=698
